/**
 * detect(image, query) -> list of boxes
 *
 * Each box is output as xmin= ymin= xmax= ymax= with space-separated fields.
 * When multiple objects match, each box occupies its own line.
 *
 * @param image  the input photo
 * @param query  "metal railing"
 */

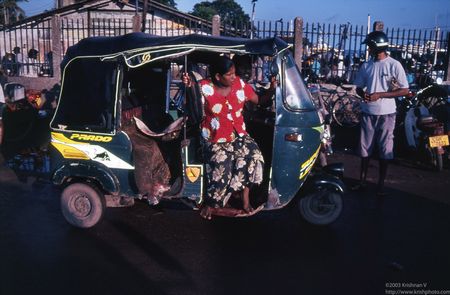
xmin=1 ymin=18 xmax=53 ymax=77
xmin=302 ymin=22 xmax=449 ymax=85
xmin=1 ymin=15 xmax=449 ymax=85
xmin=145 ymin=17 xmax=212 ymax=36
xmin=61 ymin=17 xmax=134 ymax=53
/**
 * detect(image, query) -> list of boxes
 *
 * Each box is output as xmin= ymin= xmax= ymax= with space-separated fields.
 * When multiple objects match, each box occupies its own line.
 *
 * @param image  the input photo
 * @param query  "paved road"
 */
xmin=1 ymin=152 xmax=450 ymax=295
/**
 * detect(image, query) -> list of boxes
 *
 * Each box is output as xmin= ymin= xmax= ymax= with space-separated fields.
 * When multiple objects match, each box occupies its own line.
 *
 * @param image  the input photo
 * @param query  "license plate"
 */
xmin=429 ymin=135 xmax=449 ymax=148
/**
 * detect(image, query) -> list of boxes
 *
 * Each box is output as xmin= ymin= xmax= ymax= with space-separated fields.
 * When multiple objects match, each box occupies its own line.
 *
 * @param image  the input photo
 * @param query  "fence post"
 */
xmin=446 ymin=32 xmax=450 ymax=81
xmin=212 ymin=15 xmax=220 ymax=36
xmin=373 ymin=21 xmax=384 ymax=32
xmin=51 ymin=15 xmax=62 ymax=80
xmin=132 ymin=14 xmax=142 ymax=32
xmin=293 ymin=17 xmax=303 ymax=70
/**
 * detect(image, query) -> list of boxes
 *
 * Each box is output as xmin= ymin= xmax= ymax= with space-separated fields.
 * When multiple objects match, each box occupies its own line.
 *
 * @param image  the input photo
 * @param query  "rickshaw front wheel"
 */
xmin=61 ymin=183 xmax=106 ymax=228
xmin=298 ymin=190 xmax=343 ymax=225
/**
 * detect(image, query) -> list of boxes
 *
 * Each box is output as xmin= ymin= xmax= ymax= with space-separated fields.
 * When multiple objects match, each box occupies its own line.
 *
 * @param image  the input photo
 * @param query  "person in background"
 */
xmin=24 ymin=49 xmax=39 ymax=77
xmin=1 ymin=53 xmax=15 ymax=76
xmin=13 ymin=47 xmax=23 ymax=76
xmin=352 ymin=31 xmax=409 ymax=196
xmin=0 ymin=69 xmax=8 ymax=88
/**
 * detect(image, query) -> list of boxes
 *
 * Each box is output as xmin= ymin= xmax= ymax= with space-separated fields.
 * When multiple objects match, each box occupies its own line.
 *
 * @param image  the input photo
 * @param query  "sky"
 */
xmin=19 ymin=0 xmax=450 ymax=30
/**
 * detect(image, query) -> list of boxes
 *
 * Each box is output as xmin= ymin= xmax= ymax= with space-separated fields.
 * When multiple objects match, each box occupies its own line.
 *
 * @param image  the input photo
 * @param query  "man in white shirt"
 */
xmin=352 ymin=31 xmax=409 ymax=196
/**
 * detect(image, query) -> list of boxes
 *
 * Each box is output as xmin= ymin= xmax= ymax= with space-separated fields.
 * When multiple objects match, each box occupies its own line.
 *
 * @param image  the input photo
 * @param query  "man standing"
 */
xmin=353 ymin=31 xmax=409 ymax=196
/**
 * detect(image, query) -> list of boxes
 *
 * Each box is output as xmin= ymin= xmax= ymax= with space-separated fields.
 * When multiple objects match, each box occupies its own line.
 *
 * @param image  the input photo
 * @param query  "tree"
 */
xmin=1 ymin=0 xmax=27 ymax=25
xmin=153 ymin=0 xmax=177 ymax=8
xmin=191 ymin=0 xmax=250 ymax=24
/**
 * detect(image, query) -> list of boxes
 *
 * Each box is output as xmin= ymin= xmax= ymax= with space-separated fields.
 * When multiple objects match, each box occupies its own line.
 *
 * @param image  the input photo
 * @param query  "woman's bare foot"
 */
xmin=243 ymin=205 xmax=254 ymax=213
xmin=236 ymin=204 xmax=264 ymax=217
xmin=200 ymin=205 xmax=246 ymax=219
xmin=242 ymin=187 xmax=253 ymax=213
xmin=200 ymin=205 xmax=213 ymax=220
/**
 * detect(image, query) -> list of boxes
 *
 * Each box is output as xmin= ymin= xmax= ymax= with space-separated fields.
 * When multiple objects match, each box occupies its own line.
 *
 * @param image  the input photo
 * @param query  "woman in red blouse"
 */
xmin=185 ymin=55 xmax=276 ymax=220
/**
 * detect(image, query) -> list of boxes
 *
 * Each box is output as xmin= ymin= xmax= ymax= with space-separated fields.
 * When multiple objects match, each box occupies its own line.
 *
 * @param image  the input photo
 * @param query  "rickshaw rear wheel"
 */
xmin=61 ymin=182 xmax=106 ymax=228
xmin=298 ymin=190 xmax=343 ymax=225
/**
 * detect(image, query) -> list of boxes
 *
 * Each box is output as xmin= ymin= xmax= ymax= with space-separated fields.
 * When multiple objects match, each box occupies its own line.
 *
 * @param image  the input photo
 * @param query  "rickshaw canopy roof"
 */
xmin=62 ymin=33 xmax=290 ymax=68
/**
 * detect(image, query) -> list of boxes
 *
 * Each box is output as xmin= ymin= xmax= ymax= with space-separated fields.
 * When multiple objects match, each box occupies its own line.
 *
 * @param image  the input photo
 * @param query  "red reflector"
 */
xmin=285 ymin=133 xmax=303 ymax=142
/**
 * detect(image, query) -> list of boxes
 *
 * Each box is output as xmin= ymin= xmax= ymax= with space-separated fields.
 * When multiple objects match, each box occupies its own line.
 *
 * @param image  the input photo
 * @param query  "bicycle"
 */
xmin=319 ymin=83 xmax=362 ymax=128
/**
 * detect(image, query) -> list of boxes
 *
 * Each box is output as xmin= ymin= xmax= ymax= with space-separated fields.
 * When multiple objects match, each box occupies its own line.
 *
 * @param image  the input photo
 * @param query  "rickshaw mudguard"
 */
xmin=52 ymin=161 xmax=120 ymax=194
xmin=303 ymin=173 xmax=346 ymax=195
xmin=269 ymin=115 xmax=322 ymax=208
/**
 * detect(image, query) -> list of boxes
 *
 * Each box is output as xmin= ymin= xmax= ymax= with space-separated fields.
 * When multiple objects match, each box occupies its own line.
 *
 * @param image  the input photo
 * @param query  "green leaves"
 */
xmin=154 ymin=0 xmax=177 ymax=9
xmin=191 ymin=0 xmax=250 ymax=24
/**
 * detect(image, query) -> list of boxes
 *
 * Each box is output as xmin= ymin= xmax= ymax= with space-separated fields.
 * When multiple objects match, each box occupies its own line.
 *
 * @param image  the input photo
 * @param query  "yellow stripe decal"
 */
xmin=51 ymin=142 xmax=90 ymax=160
xmin=299 ymin=145 xmax=321 ymax=179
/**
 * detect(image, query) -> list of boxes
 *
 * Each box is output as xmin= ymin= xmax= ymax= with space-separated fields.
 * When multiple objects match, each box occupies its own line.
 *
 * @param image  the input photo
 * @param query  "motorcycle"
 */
xmin=0 ymin=83 xmax=53 ymax=179
xmin=1 ymin=33 xmax=345 ymax=228
xmin=401 ymin=80 xmax=450 ymax=171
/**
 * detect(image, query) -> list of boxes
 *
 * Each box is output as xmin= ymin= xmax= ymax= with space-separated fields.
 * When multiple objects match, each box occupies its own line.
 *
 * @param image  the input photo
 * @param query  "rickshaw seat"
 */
xmin=134 ymin=116 xmax=186 ymax=141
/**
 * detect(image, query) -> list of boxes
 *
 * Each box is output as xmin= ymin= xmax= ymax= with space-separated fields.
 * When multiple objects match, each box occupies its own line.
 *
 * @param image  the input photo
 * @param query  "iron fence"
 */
xmin=145 ymin=17 xmax=212 ymax=36
xmin=1 ymin=18 xmax=53 ymax=77
xmin=302 ymin=22 xmax=449 ymax=86
xmin=1 ymin=15 xmax=449 ymax=86
xmin=61 ymin=17 xmax=134 ymax=54
xmin=220 ymin=19 xmax=294 ymax=40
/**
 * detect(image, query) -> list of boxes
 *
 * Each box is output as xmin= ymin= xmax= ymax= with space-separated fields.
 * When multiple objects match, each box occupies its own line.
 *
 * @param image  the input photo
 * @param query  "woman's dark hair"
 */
xmin=209 ymin=55 xmax=234 ymax=84
xmin=232 ymin=54 xmax=252 ymax=80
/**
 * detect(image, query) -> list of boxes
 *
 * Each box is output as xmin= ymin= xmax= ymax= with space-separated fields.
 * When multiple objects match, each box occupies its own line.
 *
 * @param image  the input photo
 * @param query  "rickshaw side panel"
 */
xmin=271 ymin=125 xmax=321 ymax=206
xmin=50 ymin=131 xmax=136 ymax=196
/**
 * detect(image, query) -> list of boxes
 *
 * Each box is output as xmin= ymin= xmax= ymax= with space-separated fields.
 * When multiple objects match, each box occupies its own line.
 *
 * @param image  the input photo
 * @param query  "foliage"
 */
xmin=0 ymin=0 xmax=27 ymax=25
xmin=191 ymin=0 xmax=250 ymax=24
xmin=153 ymin=0 xmax=177 ymax=8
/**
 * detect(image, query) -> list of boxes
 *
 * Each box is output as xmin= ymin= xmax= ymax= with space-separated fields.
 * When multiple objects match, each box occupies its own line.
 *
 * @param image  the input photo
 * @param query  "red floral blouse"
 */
xmin=199 ymin=77 xmax=256 ymax=143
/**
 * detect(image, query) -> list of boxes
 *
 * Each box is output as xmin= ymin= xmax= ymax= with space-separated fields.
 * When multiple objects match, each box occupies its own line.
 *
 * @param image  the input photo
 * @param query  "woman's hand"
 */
xmin=182 ymin=72 xmax=192 ymax=87
xmin=269 ymin=75 xmax=278 ymax=92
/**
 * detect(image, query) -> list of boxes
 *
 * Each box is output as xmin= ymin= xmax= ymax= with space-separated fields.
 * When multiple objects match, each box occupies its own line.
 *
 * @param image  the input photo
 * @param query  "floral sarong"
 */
xmin=203 ymin=135 xmax=264 ymax=207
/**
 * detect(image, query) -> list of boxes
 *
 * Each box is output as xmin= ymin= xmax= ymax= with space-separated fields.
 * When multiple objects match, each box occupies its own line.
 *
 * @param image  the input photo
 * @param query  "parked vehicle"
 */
xmin=1 ymin=33 xmax=345 ymax=228
xmin=307 ymin=83 xmax=333 ymax=167
xmin=401 ymin=80 xmax=450 ymax=170
xmin=0 ymin=83 xmax=52 ymax=179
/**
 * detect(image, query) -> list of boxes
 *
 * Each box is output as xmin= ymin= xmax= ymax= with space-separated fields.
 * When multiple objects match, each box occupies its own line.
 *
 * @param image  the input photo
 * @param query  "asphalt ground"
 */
xmin=1 ymin=136 xmax=450 ymax=295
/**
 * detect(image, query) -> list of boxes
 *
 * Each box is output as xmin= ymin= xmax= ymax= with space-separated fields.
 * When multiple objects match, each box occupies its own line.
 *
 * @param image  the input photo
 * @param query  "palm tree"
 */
xmin=1 ymin=0 xmax=27 ymax=26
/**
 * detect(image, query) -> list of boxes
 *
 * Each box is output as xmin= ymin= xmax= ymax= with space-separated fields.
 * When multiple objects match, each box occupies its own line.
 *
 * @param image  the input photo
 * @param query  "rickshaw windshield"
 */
xmin=283 ymin=53 xmax=316 ymax=111
xmin=51 ymin=57 xmax=117 ymax=133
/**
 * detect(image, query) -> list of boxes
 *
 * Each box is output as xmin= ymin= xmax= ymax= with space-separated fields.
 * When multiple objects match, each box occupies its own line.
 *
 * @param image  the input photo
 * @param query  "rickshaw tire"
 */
xmin=298 ymin=191 xmax=343 ymax=226
xmin=61 ymin=182 xmax=106 ymax=229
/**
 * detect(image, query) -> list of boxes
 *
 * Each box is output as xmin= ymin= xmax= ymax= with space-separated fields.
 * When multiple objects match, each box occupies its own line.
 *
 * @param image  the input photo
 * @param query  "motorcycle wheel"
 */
xmin=61 ymin=182 xmax=106 ymax=228
xmin=298 ymin=190 xmax=343 ymax=225
xmin=432 ymin=148 xmax=443 ymax=172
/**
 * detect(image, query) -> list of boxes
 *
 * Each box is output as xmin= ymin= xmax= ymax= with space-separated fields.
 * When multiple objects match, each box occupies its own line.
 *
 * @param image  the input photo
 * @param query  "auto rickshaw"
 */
xmin=2 ymin=33 xmax=345 ymax=228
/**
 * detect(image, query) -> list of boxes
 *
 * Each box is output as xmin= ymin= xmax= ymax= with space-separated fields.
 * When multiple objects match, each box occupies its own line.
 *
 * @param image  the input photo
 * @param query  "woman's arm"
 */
xmin=247 ymin=76 xmax=277 ymax=106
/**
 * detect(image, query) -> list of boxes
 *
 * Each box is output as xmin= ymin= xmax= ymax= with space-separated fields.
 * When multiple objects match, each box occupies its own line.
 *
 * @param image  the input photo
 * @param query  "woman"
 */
xmin=184 ymin=55 xmax=276 ymax=220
